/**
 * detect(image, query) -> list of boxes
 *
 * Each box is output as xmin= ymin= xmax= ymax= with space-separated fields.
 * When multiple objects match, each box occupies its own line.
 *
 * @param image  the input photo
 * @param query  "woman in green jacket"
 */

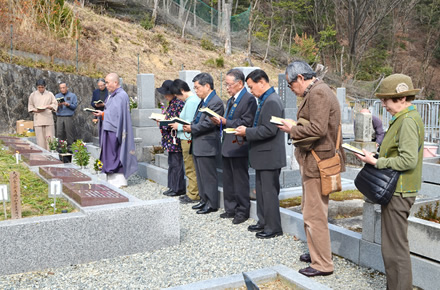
xmin=356 ymin=74 xmax=424 ymax=290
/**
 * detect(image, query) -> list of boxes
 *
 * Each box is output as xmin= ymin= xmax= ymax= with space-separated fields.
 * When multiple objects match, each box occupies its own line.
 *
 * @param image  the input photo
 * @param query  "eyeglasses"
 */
xmin=287 ymin=79 xmax=297 ymax=89
xmin=225 ymin=82 xmax=237 ymax=88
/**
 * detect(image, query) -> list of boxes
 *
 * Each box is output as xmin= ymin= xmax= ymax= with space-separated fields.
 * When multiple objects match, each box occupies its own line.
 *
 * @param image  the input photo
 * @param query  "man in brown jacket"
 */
xmin=278 ymin=61 xmax=345 ymax=277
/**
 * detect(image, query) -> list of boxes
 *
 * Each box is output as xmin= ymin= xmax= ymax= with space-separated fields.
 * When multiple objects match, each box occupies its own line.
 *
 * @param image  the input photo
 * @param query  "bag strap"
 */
xmin=311 ymin=124 xmax=341 ymax=163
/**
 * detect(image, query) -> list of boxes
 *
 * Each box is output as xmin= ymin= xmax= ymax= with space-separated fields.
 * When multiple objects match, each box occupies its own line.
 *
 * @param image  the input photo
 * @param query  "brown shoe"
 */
xmin=298 ymin=266 xmax=333 ymax=277
xmin=300 ymin=253 xmax=311 ymax=263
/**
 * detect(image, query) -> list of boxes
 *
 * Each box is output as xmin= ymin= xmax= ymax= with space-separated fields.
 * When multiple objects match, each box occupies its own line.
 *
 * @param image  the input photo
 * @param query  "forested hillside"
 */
xmin=1 ymin=0 xmax=440 ymax=99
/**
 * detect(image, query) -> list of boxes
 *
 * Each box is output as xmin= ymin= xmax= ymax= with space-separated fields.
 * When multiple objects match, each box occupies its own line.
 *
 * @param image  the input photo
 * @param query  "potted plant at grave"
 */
xmin=58 ymin=139 xmax=72 ymax=163
xmin=47 ymin=136 xmax=58 ymax=153
xmin=71 ymin=139 xmax=90 ymax=169
xmin=93 ymin=159 xmax=103 ymax=174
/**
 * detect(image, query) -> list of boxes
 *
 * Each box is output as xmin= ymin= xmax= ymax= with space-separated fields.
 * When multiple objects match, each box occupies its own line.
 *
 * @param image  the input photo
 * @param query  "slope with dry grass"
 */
xmin=0 ymin=1 xmax=281 ymax=100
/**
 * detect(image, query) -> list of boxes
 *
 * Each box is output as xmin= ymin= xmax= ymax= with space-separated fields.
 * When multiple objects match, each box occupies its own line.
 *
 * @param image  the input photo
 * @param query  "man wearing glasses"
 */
xmin=211 ymin=69 xmax=257 ymax=224
xmin=183 ymin=73 xmax=224 ymax=214
xmin=278 ymin=60 xmax=345 ymax=277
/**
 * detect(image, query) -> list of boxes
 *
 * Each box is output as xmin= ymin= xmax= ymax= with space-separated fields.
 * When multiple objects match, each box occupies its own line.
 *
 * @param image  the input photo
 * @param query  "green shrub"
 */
xmin=140 ymin=13 xmax=154 ymax=30
xmin=201 ymin=37 xmax=216 ymax=51
xmin=204 ymin=58 xmax=216 ymax=67
xmin=153 ymin=33 xmax=169 ymax=53
xmin=215 ymin=56 xmax=224 ymax=68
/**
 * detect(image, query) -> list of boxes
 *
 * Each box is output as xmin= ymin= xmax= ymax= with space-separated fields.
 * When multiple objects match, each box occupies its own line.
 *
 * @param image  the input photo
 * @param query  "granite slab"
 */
xmin=22 ymin=154 xmax=63 ymax=166
xmin=39 ymin=167 xmax=91 ymax=182
xmin=62 ymin=183 xmax=129 ymax=206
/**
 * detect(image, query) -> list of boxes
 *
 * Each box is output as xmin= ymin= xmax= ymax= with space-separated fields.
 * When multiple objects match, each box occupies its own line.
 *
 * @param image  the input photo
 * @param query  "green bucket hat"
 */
xmin=375 ymin=74 xmax=420 ymax=98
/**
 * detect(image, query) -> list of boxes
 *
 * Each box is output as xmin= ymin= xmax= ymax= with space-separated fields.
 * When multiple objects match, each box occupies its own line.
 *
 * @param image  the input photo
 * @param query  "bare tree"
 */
xmin=224 ymin=1 xmax=232 ymax=55
xmin=247 ymin=0 xmax=260 ymax=61
xmin=263 ymin=0 xmax=274 ymax=62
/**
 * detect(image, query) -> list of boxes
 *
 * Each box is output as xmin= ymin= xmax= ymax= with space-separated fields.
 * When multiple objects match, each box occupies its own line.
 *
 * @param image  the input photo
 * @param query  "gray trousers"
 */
xmin=56 ymin=116 xmax=74 ymax=145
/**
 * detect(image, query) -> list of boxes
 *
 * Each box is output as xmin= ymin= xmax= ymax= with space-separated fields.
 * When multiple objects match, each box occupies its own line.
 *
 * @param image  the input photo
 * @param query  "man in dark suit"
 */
xmin=183 ymin=73 xmax=225 ymax=214
xmin=211 ymin=69 xmax=257 ymax=224
xmin=235 ymin=69 xmax=286 ymax=239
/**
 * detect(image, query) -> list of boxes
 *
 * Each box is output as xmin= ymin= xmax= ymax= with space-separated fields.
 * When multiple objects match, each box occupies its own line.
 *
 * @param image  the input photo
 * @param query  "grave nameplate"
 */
xmin=39 ymin=167 xmax=92 ymax=183
xmin=3 ymin=141 xmax=29 ymax=147
xmin=0 ymin=136 xmax=20 ymax=140
xmin=9 ymin=171 xmax=22 ymax=219
xmin=11 ymin=145 xmax=42 ymax=154
xmin=62 ymin=183 xmax=129 ymax=206
xmin=22 ymin=154 xmax=63 ymax=166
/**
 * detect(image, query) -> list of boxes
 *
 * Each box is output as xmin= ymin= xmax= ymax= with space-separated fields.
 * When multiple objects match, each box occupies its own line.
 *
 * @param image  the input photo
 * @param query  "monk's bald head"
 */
xmin=105 ymin=73 xmax=120 ymax=93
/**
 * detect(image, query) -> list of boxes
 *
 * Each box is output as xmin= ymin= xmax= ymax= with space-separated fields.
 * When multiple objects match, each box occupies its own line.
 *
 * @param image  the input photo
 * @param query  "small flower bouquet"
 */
xmin=71 ymin=139 xmax=91 ymax=168
xmin=47 ymin=136 xmax=59 ymax=152
xmin=93 ymin=159 xmax=103 ymax=174
xmin=59 ymin=139 xmax=68 ymax=153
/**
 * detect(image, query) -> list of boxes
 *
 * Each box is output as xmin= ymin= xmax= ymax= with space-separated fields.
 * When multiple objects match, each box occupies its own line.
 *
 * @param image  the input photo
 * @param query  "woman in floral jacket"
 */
xmin=157 ymin=80 xmax=186 ymax=196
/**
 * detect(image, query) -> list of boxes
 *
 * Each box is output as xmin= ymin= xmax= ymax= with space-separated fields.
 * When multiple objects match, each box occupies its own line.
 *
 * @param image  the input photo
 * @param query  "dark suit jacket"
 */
xmin=291 ymin=80 xmax=346 ymax=178
xmin=191 ymin=92 xmax=225 ymax=157
xmin=246 ymin=91 xmax=286 ymax=170
xmin=222 ymin=90 xmax=257 ymax=157
xmin=91 ymin=88 xmax=109 ymax=110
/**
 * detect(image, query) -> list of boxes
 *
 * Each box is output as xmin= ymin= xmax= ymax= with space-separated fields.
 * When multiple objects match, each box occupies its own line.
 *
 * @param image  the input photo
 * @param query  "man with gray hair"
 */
xmin=211 ymin=69 xmax=257 ymax=224
xmin=278 ymin=60 xmax=345 ymax=277
xmin=55 ymin=82 xmax=78 ymax=147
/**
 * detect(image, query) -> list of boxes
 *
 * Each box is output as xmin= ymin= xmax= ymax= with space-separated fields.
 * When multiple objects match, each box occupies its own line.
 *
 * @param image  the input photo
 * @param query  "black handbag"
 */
xmin=354 ymin=163 xmax=400 ymax=205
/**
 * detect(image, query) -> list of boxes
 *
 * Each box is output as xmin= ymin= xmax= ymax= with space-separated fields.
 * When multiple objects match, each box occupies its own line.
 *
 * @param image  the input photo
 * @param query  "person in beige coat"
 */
xmin=278 ymin=61 xmax=345 ymax=277
xmin=28 ymin=79 xmax=58 ymax=150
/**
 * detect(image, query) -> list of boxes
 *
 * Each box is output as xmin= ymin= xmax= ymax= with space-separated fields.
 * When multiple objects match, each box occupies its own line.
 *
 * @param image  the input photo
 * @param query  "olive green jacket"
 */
xmin=376 ymin=106 xmax=424 ymax=197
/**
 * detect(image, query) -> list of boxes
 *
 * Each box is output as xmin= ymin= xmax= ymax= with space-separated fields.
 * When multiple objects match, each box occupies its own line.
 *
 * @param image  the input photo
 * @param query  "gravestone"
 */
xmin=11 ymin=144 xmax=42 ymax=154
xmin=62 ymin=183 xmax=129 ymax=206
xmin=346 ymin=112 xmax=377 ymax=166
xmin=22 ymin=154 xmax=63 ymax=166
xmin=9 ymin=171 xmax=22 ymax=219
xmin=179 ymin=70 xmax=201 ymax=94
xmin=355 ymin=112 xmax=373 ymax=142
xmin=39 ymin=167 xmax=92 ymax=183
xmin=131 ymin=74 xmax=162 ymax=147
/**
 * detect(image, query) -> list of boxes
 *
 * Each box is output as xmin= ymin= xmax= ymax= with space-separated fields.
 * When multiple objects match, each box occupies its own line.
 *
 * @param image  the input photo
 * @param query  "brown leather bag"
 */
xmin=311 ymin=125 xmax=342 ymax=196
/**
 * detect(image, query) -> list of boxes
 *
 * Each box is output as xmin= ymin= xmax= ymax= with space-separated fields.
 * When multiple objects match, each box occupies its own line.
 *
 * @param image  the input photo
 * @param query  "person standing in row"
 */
xmin=235 ymin=69 xmax=285 ymax=239
xmin=183 ymin=73 xmax=224 ymax=214
xmin=55 ymin=82 xmax=78 ymax=147
xmin=28 ymin=79 xmax=58 ymax=150
xmin=157 ymin=80 xmax=186 ymax=197
xmin=278 ymin=60 xmax=345 ymax=277
xmin=355 ymin=74 xmax=424 ymax=289
xmin=93 ymin=73 xmax=138 ymax=188
xmin=169 ymin=79 xmax=200 ymax=204
xmin=211 ymin=69 xmax=257 ymax=224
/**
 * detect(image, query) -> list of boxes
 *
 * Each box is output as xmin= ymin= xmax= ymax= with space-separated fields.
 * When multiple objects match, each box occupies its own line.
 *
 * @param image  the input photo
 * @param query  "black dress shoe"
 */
xmin=232 ymin=216 xmax=248 ymax=224
xmin=180 ymin=196 xmax=198 ymax=204
xmin=192 ymin=202 xmax=206 ymax=210
xmin=247 ymin=224 xmax=264 ymax=232
xmin=298 ymin=266 xmax=333 ymax=277
xmin=167 ymin=191 xmax=186 ymax=197
xmin=300 ymin=253 xmax=311 ymax=263
xmin=256 ymin=231 xmax=283 ymax=239
xmin=220 ymin=212 xmax=235 ymax=218
xmin=196 ymin=206 xmax=218 ymax=214
xmin=162 ymin=189 xmax=172 ymax=195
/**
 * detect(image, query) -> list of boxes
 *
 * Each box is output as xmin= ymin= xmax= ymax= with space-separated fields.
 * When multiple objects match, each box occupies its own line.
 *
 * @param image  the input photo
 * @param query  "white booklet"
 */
xmin=270 ymin=116 xmax=296 ymax=126
xmin=223 ymin=128 xmax=237 ymax=134
xmin=342 ymin=143 xmax=366 ymax=156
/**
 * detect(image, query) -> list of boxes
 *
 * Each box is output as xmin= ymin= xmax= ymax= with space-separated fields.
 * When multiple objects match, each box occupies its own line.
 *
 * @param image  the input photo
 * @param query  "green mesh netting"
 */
xmin=172 ymin=0 xmax=249 ymax=32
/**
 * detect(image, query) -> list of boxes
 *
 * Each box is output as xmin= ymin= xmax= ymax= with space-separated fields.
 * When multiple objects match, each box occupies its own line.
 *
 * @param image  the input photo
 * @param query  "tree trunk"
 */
xmin=182 ymin=0 xmax=193 ymax=38
xmin=224 ymin=1 xmax=232 ymax=55
xmin=263 ymin=0 xmax=274 ymax=62
xmin=247 ymin=0 xmax=259 ymax=59
xmin=152 ymin=0 xmax=159 ymax=26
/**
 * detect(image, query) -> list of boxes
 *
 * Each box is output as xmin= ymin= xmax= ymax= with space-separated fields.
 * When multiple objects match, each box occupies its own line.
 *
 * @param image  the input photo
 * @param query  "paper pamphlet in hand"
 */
xmin=149 ymin=113 xmax=166 ymax=121
xmin=199 ymin=107 xmax=221 ymax=119
xmin=223 ymin=128 xmax=237 ymax=134
xmin=56 ymin=97 xmax=65 ymax=103
xmin=36 ymin=107 xmax=46 ymax=110
xmin=159 ymin=117 xmax=191 ymax=126
xmin=342 ymin=143 xmax=366 ymax=156
xmin=270 ymin=116 xmax=296 ymax=126
xmin=83 ymin=108 xmax=99 ymax=113
xmin=94 ymin=100 xmax=104 ymax=104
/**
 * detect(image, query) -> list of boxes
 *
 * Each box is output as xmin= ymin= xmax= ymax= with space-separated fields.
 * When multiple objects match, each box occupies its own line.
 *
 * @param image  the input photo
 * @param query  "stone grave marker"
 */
xmin=11 ymin=145 xmax=42 ymax=154
xmin=9 ymin=171 xmax=22 ymax=219
xmin=62 ymin=183 xmax=129 ymax=206
xmin=355 ymin=111 xmax=373 ymax=142
xmin=22 ymin=154 xmax=63 ymax=166
xmin=39 ymin=167 xmax=92 ymax=183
